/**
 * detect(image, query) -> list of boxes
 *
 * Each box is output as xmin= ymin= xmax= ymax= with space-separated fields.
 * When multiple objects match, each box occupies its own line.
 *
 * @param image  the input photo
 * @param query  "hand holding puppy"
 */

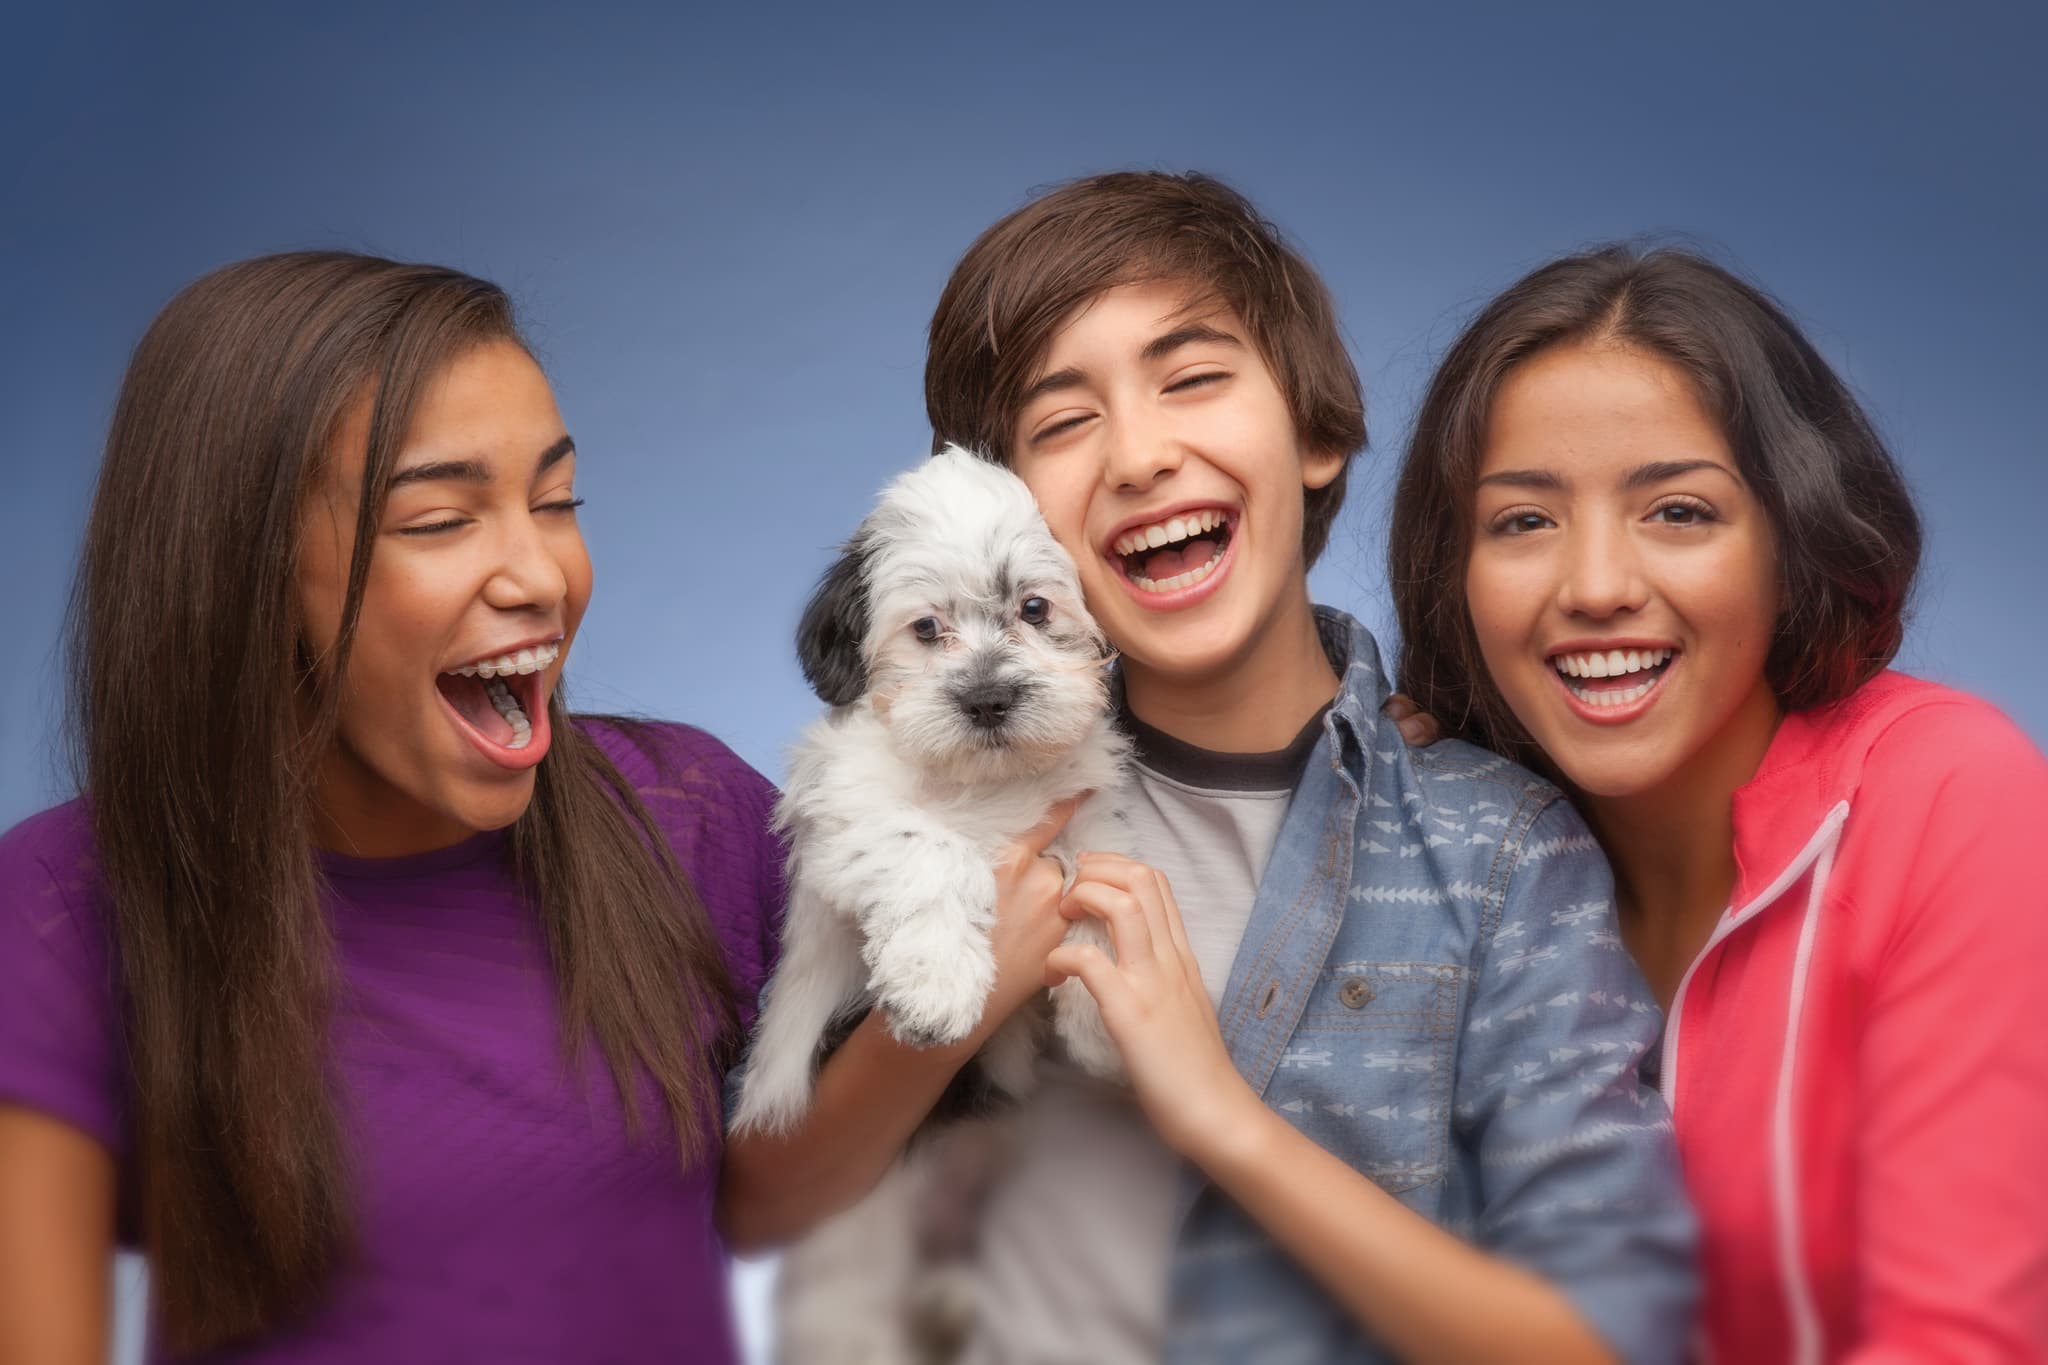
xmin=1045 ymin=852 xmax=1262 ymax=1160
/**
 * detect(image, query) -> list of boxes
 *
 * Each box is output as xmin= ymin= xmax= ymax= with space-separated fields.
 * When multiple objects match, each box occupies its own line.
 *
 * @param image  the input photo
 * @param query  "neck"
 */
xmin=1122 ymin=596 xmax=1339 ymax=752
xmin=1580 ymin=677 xmax=1782 ymax=925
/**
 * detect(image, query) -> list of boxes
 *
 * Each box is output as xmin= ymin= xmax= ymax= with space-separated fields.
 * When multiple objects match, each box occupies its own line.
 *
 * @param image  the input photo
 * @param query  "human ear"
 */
xmin=1301 ymin=446 xmax=1345 ymax=491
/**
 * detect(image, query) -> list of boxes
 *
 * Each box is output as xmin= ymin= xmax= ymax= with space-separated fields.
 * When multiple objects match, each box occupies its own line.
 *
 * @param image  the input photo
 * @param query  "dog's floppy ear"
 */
xmin=796 ymin=532 xmax=873 ymax=706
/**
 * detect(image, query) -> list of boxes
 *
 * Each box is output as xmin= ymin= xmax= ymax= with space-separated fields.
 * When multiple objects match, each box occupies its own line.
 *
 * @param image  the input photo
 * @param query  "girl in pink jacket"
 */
xmin=1389 ymin=245 xmax=2048 ymax=1362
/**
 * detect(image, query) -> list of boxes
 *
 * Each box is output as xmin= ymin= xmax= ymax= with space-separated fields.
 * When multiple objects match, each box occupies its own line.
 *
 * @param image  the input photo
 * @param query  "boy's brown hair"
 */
xmin=925 ymin=171 xmax=1366 ymax=565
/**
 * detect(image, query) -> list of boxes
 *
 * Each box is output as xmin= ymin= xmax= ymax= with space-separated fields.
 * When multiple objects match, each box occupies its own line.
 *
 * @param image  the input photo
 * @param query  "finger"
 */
xmin=1382 ymin=693 xmax=1440 ymax=747
xmin=1147 ymin=864 xmax=1195 ymax=968
xmin=1073 ymin=854 xmax=1177 ymax=960
xmin=1059 ymin=881 xmax=1156 ymax=965
xmin=1043 ymin=943 xmax=1128 ymax=1015
xmin=1012 ymin=794 xmax=1086 ymax=861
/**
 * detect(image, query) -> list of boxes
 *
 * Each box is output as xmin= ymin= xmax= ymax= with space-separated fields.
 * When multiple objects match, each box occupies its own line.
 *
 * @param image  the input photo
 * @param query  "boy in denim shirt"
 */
xmin=722 ymin=172 xmax=1694 ymax=1364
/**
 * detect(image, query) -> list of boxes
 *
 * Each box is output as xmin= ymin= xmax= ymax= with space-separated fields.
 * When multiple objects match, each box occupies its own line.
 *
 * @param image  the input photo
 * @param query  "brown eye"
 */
xmin=913 ymin=617 xmax=942 ymax=643
xmin=1020 ymin=597 xmax=1051 ymax=627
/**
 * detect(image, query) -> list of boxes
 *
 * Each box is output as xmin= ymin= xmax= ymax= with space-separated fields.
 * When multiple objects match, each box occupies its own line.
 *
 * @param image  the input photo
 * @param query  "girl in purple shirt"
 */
xmin=0 ymin=253 xmax=784 ymax=1362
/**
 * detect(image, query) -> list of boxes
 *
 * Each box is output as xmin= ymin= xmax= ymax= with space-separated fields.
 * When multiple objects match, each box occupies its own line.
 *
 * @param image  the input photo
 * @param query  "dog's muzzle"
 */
xmin=957 ymin=681 xmax=1022 ymax=731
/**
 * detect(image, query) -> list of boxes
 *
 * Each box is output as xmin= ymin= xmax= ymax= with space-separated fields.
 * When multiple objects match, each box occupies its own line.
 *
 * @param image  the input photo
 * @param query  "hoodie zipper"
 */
xmin=1658 ymin=799 xmax=1849 ymax=1365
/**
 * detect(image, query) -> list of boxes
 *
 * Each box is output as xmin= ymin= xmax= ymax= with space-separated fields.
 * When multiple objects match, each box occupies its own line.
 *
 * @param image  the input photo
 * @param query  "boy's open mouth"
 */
xmin=1110 ymin=508 xmax=1235 ymax=592
xmin=1549 ymin=645 xmax=1678 ymax=709
xmin=435 ymin=641 xmax=560 ymax=752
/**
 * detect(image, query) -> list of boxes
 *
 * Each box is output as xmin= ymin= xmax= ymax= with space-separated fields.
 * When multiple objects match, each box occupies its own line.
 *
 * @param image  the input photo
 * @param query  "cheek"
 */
xmin=1462 ymin=547 xmax=1541 ymax=673
xmin=1015 ymin=468 xmax=1093 ymax=563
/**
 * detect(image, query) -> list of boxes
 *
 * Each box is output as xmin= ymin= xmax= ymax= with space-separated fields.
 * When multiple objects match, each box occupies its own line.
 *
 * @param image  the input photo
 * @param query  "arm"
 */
xmin=717 ymin=801 xmax=1077 ymax=1252
xmin=0 ymin=1106 xmax=114 ymax=1365
xmin=1048 ymin=840 xmax=1685 ymax=1365
xmin=1842 ymin=713 xmax=2048 ymax=1362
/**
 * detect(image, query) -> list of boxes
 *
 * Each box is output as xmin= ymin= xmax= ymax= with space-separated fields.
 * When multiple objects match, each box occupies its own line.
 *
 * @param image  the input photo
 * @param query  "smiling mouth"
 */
xmin=1550 ymin=646 xmax=1677 ymax=709
xmin=435 ymin=642 xmax=559 ymax=750
xmin=1110 ymin=509 xmax=1235 ymax=592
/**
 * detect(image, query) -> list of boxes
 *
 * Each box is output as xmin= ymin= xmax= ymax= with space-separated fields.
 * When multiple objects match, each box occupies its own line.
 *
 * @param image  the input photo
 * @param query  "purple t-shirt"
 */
xmin=0 ymin=720 xmax=784 ymax=1363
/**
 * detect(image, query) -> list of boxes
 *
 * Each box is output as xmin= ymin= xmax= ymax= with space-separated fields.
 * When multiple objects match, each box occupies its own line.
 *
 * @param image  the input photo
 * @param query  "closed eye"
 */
xmin=1031 ymin=413 xmax=1094 ymax=444
xmin=1166 ymin=370 xmax=1229 ymax=393
xmin=538 ymin=497 xmax=585 ymax=515
xmin=396 ymin=516 xmax=471 ymax=537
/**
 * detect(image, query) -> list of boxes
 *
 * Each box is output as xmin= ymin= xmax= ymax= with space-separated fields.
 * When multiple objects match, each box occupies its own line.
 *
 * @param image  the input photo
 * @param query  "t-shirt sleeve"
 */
xmin=599 ymin=721 xmax=787 ymax=1034
xmin=0 ymin=807 xmax=125 ymax=1154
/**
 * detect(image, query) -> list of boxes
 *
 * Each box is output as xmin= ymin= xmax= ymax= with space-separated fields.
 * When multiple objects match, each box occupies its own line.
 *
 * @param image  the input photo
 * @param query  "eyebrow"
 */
xmin=1141 ymin=323 xmax=1242 ymax=362
xmin=1475 ymin=458 xmax=1737 ymax=493
xmin=387 ymin=435 xmax=575 ymax=490
xmin=1018 ymin=325 xmax=1244 ymax=408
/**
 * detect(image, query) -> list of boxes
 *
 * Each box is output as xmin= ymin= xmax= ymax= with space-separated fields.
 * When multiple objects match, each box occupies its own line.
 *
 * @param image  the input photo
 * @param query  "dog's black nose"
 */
xmin=959 ymin=682 xmax=1020 ymax=729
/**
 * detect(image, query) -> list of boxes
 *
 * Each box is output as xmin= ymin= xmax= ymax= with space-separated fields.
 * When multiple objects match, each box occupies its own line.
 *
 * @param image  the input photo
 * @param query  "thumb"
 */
xmin=1015 ymin=793 xmax=1086 ymax=859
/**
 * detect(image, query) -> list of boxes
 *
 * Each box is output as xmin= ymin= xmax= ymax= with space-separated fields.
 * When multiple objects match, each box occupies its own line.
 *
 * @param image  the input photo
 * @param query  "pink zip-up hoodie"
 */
xmin=1661 ymin=671 xmax=2048 ymax=1363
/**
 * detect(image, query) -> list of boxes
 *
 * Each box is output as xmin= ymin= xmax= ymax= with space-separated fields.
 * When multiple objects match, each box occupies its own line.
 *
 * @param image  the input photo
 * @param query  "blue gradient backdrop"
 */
xmin=3 ymin=1 xmax=2043 ymax=1358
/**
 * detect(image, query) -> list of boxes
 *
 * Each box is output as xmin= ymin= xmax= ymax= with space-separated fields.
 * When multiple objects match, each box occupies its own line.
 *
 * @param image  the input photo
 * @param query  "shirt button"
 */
xmin=1338 ymin=977 xmax=1375 ymax=1009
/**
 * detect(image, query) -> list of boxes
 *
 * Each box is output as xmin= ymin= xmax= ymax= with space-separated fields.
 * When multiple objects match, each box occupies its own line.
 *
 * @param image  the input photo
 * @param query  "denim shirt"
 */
xmin=1164 ymin=611 xmax=1696 ymax=1365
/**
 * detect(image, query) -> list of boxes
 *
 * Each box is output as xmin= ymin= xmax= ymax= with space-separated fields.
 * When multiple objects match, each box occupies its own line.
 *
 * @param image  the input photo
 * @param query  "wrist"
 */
xmin=1162 ymin=1069 xmax=1274 ymax=1170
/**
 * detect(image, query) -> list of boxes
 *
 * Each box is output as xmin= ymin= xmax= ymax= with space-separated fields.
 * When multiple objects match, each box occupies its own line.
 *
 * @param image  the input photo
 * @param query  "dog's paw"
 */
xmin=873 ymin=933 xmax=996 ymax=1047
xmin=1052 ymin=977 xmax=1125 ymax=1083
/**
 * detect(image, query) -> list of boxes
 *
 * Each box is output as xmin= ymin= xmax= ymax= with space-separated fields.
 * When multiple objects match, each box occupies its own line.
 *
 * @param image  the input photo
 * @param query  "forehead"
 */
xmin=1034 ymin=281 xmax=1243 ymax=366
xmin=1480 ymin=343 xmax=1727 ymax=473
xmin=323 ymin=341 xmax=563 ymax=487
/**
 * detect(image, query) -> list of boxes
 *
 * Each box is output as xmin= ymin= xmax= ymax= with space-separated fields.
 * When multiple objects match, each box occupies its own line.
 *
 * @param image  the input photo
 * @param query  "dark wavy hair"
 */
xmin=925 ymin=170 xmax=1366 ymax=566
xmin=1390 ymin=245 xmax=1921 ymax=767
xmin=70 ymin=252 xmax=735 ymax=1352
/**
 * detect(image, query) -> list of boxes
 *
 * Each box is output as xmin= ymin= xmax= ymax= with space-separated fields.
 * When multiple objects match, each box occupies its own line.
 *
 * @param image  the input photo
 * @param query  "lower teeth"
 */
xmin=485 ymin=678 xmax=534 ymax=749
xmin=1569 ymin=676 xmax=1655 ymax=707
xmin=1133 ymin=552 xmax=1221 ymax=593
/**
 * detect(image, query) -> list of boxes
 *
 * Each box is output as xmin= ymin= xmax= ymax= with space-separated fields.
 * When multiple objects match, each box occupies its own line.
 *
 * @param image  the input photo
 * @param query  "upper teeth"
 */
xmin=449 ymin=641 xmax=561 ymax=678
xmin=1112 ymin=509 xmax=1226 ymax=558
xmin=1552 ymin=647 xmax=1673 ymax=679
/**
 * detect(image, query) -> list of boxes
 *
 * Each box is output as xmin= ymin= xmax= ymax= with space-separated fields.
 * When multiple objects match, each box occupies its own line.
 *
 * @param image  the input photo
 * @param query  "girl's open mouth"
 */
xmin=1548 ymin=645 xmax=1678 ymax=720
xmin=1109 ymin=508 xmax=1236 ymax=597
xmin=435 ymin=641 xmax=559 ymax=768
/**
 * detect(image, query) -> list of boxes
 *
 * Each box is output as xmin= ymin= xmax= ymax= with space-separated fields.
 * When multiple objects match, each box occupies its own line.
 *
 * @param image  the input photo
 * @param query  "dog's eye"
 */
xmin=1020 ymin=597 xmax=1052 ymax=627
xmin=912 ymin=617 xmax=942 ymax=643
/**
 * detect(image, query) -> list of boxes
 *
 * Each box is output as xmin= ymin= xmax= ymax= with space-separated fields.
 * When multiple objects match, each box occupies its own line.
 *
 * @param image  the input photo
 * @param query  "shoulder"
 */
xmin=1 ymin=799 xmax=102 ymax=917
xmin=576 ymin=716 xmax=775 ymax=801
xmin=574 ymin=716 xmax=787 ymax=949
xmin=1849 ymin=675 xmax=2046 ymax=794
xmin=1788 ymin=674 xmax=2048 ymax=855
xmin=1395 ymin=735 xmax=1590 ymax=867
xmin=0 ymin=799 xmax=125 ymax=1154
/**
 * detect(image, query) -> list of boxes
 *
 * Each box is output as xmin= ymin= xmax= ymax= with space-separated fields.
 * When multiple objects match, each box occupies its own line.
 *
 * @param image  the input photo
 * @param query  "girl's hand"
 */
xmin=965 ymin=797 xmax=1084 ymax=1049
xmin=1382 ymin=693 xmax=1441 ymax=747
xmin=1044 ymin=852 xmax=1262 ymax=1158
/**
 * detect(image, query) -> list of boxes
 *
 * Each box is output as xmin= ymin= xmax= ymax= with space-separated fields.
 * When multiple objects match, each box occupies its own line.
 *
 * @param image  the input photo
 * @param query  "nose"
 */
xmin=482 ymin=511 xmax=572 ymax=614
xmin=957 ymin=681 xmax=1021 ymax=730
xmin=1555 ymin=518 xmax=1649 ymax=621
xmin=1102 ymin=404 xmax=1183 ymax=493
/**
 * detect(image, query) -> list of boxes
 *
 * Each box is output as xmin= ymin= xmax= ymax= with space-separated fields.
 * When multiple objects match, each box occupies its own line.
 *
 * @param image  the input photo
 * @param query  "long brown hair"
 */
xmin=925 ymin=171 xmax=1367 ymax=565
xmin=1389 ymin=245 xmax=1921 ymax=768
xmin=69 ymin=252 xmax=736 ymax=1352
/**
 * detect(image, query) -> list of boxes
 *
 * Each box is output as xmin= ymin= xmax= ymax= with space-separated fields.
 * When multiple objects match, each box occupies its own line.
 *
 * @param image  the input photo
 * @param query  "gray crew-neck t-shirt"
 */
xmin=964 ymin=704 xmax=1328 ymax=1365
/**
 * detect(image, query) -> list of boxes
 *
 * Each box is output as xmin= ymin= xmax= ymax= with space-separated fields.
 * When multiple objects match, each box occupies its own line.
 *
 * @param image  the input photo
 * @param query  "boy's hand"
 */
xmin=966 ymin=797 xmax=1084 ymax=1048
xmin=1382 ymin=693 xmax=1441 ymax=747
xmin=1045 ymin=852 xmax=1262 ymax=1158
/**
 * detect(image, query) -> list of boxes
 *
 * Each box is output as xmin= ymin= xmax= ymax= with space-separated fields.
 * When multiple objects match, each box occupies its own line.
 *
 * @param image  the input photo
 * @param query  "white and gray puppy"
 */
xmin=733 ymin=445 xmax=1129 ymax=1139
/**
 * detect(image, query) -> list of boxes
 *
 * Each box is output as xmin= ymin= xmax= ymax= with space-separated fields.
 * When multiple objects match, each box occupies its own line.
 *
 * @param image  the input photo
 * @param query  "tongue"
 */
xmin=438 ymin=674 xmax=516 ymax=745
xmin=1139 ymin=538 xmax=1218 ymax=581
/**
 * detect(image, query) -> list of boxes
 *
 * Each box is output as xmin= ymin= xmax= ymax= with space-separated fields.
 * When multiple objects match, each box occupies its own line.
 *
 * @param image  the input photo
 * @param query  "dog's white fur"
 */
xmin=733 ymin=446 xmax=1129 ymax=1139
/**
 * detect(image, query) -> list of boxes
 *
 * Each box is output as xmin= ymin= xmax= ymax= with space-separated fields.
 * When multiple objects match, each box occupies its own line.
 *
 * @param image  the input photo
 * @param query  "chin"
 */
xmin=440 ymin=773 xmax=540 ymax=834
